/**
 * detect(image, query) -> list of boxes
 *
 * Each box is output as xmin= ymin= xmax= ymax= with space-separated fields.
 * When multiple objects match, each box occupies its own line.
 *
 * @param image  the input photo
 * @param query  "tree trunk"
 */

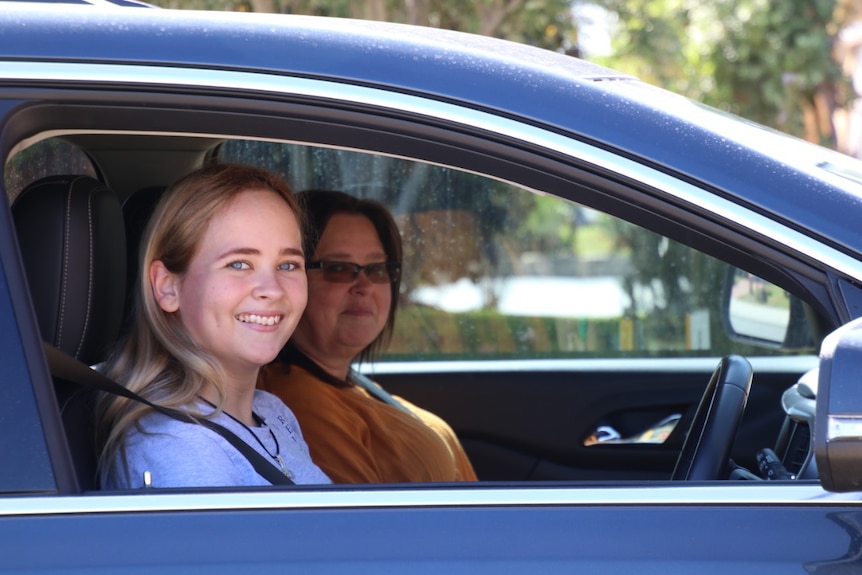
xmin=475 ymin=0 xmax=524 ymax=37
xmin=349 ymin=0 xmax=388 ymax=21
xmin=249 ymin=0 xmax=276 ymax=12
xmin=405 ymin=0 xmax=430 ymax=26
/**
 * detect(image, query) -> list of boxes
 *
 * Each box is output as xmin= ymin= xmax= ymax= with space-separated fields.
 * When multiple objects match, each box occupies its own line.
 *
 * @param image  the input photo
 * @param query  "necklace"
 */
xmin=197 ymin=396 xmax=291 ymax=478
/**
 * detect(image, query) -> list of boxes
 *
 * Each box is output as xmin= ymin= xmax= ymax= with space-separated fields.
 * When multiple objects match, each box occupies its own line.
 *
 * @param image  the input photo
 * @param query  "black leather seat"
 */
xmin=13 ymin=175 xmax=127 ymax=491
xmin=121 ymin=184 xmax=166 ymax=336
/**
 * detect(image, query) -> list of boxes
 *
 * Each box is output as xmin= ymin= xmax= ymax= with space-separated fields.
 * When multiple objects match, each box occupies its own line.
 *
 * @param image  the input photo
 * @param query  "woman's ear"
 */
xmin=150 ymin=260 xmax=180 ymax=312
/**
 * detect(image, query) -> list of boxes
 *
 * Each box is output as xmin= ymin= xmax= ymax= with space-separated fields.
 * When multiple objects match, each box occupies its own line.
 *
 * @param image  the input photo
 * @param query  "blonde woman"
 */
xmin=98 ymin=164 xmax=329 ymax=489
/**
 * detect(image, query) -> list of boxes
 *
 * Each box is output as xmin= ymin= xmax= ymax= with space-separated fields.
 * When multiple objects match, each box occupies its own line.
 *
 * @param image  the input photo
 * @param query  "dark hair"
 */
xmin=297 ymin=189 xmax=402 ymax=363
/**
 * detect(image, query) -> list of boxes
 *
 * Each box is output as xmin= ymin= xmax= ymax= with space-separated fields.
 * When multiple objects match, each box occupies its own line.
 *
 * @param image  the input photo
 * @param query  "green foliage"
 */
xmin=594 ymin=0 xmax=847 ymax=143
xmin=387 ymin=301 xmax=776 ymax=360
xmin=389 ymin=305 xmax=629 ymax=359
xmin=710 ymin=0 xmax=843 ymax=134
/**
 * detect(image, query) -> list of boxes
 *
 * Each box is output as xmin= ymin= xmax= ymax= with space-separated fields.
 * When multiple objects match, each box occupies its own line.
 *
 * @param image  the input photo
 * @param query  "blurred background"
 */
xmin=147 ymin=0 xmax=862 ymax=158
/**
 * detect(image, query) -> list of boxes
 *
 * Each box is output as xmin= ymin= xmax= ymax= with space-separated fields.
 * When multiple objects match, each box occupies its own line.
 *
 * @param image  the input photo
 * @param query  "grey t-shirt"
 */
xmin=102 ymin=390 xmax=331 ymax=489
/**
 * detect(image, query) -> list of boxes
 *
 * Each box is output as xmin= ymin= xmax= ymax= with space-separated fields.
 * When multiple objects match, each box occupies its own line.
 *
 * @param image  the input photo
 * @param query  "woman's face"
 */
xmin=151 ymin=189 xmax=307 ymax=383
xmin=292 ymin=213 xmax=392 ymax=366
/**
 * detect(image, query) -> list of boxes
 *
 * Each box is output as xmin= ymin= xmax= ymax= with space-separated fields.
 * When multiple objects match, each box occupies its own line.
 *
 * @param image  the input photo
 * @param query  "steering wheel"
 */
xmin=671 ymin=354 xmax=752 ymax=480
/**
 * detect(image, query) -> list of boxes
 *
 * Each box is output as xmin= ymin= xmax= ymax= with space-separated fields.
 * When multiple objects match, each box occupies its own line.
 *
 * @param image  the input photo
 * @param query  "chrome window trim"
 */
xmin=1 ymin=62 xmax=860 ymax=282
xmin=362 ymin=356 xmax=819 ymax=375
xmin=1 ymin=483 xmax=857 ymax=517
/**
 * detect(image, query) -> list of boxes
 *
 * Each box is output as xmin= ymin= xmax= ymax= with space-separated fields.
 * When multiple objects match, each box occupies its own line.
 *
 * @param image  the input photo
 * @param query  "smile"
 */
xmin=236 ymin=313 xmax=283 ymax=326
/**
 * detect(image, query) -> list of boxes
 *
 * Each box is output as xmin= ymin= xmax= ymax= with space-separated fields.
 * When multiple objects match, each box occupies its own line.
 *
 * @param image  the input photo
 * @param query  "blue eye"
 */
xmin=278 ymin=262 xmax=299 ymax=271
xmin=228 ymin=261 xmax=250 ymax=270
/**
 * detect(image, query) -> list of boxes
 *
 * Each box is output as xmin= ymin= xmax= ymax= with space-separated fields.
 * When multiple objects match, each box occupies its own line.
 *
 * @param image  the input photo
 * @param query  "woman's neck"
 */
xmin=199 ymin=378 xmax=258 ymax=427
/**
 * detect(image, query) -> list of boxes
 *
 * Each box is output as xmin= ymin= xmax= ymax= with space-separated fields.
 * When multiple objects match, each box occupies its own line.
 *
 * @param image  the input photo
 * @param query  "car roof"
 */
xmin=4 ymin=4 xmax=862 ymax=256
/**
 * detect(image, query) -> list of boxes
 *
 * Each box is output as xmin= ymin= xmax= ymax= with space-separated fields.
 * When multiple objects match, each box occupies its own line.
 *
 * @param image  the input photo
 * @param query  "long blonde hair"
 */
xmin=96 ymin=163 xmax=302 ymax=477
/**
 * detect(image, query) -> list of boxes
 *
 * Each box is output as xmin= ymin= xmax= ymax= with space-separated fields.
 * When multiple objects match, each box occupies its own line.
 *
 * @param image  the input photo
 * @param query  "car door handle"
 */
xmin=584 ymin=414 xmax=681 ymax=446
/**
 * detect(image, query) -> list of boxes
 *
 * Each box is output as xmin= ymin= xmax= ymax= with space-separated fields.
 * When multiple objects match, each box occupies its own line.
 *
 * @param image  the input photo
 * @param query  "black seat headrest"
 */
xmin=13 ymin=175 xmax=126 ymax=365
xmin=121 ymin=184 xmax=166 ymax=335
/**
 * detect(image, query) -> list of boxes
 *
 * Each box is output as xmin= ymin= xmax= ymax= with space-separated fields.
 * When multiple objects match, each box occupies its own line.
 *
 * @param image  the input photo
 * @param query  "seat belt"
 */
xmin=44 ymin=342 xmax=295 ymax=486
xmin=349 ymin=368 xmax=416 ymax=417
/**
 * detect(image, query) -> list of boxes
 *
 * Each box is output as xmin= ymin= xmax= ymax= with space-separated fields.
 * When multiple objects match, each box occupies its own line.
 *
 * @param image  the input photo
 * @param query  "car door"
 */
xmin=1 ymin=34 xmax=855 ymax=487
xmin=7 ymin=9 xmax=862 ymax=572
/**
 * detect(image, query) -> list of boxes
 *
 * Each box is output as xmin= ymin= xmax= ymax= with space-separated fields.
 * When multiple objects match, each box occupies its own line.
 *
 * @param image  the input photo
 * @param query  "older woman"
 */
xmin=258 ymin=190 xmax=476 ymax=484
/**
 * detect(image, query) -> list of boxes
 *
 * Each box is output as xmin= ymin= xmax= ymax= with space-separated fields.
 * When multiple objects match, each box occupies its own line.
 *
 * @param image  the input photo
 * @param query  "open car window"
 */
xmin=2 ymin=129 xmax=821 ymax=493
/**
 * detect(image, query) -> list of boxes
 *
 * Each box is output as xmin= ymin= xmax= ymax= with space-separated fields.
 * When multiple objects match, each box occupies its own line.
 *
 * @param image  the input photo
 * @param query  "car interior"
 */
xmin=3 ymin=124 xmax=829 ymax=493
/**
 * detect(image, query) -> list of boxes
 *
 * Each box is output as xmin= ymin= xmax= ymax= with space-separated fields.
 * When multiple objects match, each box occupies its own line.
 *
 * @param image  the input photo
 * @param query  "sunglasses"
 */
xmin=306 ymin=260 xmax=401 ymax=284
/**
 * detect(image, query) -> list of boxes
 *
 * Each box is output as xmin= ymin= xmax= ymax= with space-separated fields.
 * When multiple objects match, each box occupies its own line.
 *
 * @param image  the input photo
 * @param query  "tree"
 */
xmin=712 ymin=0 xmax=845 ymax=145
xmin=593 ymin=0 xmax=849 ymax=146
xmin=580 ymin=0 xmax=847 ymax=356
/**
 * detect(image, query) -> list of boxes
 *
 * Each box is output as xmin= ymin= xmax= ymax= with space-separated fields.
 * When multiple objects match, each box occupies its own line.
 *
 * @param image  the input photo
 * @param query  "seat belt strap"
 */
xmin=44 ymin=342 xmax=295 ymax=486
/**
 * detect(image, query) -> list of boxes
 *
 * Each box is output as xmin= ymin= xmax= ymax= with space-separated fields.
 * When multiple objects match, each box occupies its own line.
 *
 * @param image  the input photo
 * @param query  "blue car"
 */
xmin=3 ymin=2 xmax=862 ymax=572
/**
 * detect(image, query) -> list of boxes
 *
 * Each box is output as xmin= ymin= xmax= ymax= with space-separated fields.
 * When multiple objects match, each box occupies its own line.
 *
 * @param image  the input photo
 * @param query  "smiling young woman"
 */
xmin=96 ymin=164 xmax=330 ymax=489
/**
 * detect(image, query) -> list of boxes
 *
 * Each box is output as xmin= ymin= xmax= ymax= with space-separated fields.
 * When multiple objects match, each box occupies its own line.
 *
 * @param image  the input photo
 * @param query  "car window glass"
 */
xmin=3 ymin=138 xmax=97 ymax=202
xmin=219 ymin=140 xmax=813 ymax=361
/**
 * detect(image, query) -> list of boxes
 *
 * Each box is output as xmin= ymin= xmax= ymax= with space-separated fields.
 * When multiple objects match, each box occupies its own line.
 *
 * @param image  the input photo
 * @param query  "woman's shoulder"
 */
xmin=120 ymin=409 xmax=237 ymax=471
xmin=130 ymin=408 xmax=232 ymax=448
xmin=108 ymin=409 xmax=268 ymax=489
xmin=134 ymin=408 xmax=198 ymax=435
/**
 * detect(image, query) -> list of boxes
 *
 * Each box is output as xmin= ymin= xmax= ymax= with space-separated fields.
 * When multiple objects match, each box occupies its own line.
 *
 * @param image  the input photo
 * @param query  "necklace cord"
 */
xmin=197 ymin=396 xmax=290 ymax=477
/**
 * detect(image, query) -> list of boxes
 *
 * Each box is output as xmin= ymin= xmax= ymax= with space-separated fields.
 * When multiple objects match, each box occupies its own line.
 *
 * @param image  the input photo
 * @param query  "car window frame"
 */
xmin=0 ymin=63 xmax=854 ymax=495
xmin=0 ymin=114 xmax=75 ymax=493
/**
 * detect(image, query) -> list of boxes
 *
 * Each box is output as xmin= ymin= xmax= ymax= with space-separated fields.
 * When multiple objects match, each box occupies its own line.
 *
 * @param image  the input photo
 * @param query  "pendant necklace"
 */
xmin=198 ymin=396 xmax=292 ymax=479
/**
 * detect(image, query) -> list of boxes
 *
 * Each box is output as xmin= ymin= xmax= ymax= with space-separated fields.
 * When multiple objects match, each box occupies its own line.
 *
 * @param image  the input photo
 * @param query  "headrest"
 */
xmin=13 ymin=175 xmax=126 ymax=365
xmin=121 ymin=185 xmax=166 ymax=334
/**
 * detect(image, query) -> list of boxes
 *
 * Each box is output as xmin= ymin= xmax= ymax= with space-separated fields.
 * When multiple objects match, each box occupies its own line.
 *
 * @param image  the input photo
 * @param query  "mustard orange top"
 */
xmin=258 ymin=362 xmax=477 ymax=484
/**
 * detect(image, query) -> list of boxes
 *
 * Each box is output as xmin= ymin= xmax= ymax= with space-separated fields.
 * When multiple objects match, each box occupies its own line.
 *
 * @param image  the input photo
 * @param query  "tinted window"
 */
xmin=4 ymin=138 xmax=97 ymax=202
xmin=219 ymin=140 xmax=813 ymax=361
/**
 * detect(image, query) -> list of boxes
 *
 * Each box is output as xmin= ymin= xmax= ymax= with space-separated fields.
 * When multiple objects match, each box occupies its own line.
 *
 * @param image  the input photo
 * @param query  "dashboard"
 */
xmin=773 ymin=369 xmax=818 ymax=480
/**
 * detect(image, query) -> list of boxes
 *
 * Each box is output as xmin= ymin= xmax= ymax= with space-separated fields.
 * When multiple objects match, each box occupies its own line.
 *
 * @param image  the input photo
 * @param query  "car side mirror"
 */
xmin=722 ymin=266 xmax=813 ymax=350
xmin=814 ymin=317 xmax=862 ymax=492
